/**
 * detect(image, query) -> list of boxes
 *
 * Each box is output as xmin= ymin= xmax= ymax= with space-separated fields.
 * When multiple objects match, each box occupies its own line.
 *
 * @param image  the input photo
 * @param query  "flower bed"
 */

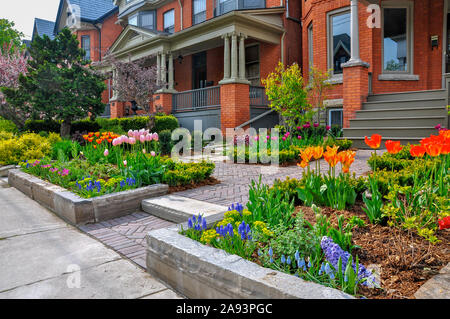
xmin=181 ymin=130 xmax=449 ymax=298
xmin=19 ymin=130 xmax=215 ymax=199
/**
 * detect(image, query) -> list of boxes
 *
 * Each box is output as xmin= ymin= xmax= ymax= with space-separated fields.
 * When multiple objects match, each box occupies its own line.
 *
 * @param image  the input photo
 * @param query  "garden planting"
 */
xmin=182 ymin=130 xmax=449 ymax=299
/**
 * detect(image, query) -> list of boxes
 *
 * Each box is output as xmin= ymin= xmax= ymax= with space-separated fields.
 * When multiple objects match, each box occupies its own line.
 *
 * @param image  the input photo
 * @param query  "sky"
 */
xmin=1 ymin=0 xmax=61 ymax=40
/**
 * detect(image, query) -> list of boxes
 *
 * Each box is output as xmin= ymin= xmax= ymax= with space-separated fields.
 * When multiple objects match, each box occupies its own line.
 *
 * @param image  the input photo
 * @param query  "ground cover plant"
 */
xmin=18 ymin=129 xmax=215 ymax=198
xmin=182 ymin=130 xmax=449 ymax=298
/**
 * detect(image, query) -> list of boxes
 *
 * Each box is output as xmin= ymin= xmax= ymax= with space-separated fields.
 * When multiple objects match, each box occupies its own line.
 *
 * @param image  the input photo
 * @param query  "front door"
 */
xmin=446 ymin=13 xmax=450 ymax=73
xmin=192 ymin=51 xmax=207 ymax=89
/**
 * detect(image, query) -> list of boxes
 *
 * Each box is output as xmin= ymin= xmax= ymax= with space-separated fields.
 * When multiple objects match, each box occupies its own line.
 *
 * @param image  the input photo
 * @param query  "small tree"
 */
xmin=2 ymin=28 xmax=106 ymax=137
xmin=307 ymin=66 xmax=332 ymax=124
xmin=0 ymin=42 xmax=29 ymax=127
xmin=262 ymin=62 xmax=312 ymax=129
xmin=104 ymin=55 xmax=162 ymax=114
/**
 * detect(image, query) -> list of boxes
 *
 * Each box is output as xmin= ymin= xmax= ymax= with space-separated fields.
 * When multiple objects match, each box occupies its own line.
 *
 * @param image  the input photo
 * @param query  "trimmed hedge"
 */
xmin=23 ymin=115 xmax=179 ymax=135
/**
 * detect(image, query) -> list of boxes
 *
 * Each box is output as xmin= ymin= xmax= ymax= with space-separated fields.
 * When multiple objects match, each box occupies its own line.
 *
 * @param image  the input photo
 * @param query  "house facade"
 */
xmin=103 ymin=0 xmax=301 ymax=131
xmin=303 ymin=0 xmax=449 ymax=146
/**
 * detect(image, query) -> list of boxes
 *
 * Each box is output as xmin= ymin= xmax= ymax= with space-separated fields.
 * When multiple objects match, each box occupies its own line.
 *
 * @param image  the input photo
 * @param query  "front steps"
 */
xmin=344 ymin=89 xmax=448 ymax=149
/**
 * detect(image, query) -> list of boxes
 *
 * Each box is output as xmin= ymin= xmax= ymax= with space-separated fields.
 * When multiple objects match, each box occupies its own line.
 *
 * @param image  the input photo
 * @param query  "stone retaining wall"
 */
xmin=146 ymin=226 xmax=354 ymax=299
xmin=8 ymin=169 xmax=168 ymax=225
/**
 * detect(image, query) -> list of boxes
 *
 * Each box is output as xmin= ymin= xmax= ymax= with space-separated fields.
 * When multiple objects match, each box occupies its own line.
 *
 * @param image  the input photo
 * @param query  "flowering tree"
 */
xmin=0 ymin=42 xmax=29 ymax=127
xmin=307 ymin=66 xmax=332 ymax=124
xmin=104 ymin=55 xmax=162 ymax=114
xmin=2 ymin=28 xmax=106 ymax=137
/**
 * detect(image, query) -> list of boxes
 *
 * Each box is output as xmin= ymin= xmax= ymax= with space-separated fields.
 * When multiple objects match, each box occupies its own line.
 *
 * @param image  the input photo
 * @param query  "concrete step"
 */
xmin=362 ymin=98 xmax=446 ymax=110
xmin=348 ymin=137 xmax=425 ymax=149
xmin=142 ymin=195 xmax=227 ymax=224
xmin=344 ymin=127 xmax=437 ymax=138
xmin=367 ymin=89 xmax=446 ymax=102
xmin=349 ymin=116 xmax=446 ymax=128
xmin=355 ymin=107 xmax=447 ymax=118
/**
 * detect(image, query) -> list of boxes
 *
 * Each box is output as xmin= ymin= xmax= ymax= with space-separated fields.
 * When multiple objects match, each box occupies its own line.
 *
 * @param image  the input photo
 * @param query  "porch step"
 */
xmin=367 ymin=89 xmax=446 ymax=102
xmin=354 ymin=107 xmax=447 ymax=118
xmin=362 ymin=98 xmax=446 ymax=110
xmin=344 ymin=127 xmax=438 ymax=139
xmin=348 ymin=137 xmax=426 ymax=149
xmin=349 ymin=116 xmax=446 ymax=128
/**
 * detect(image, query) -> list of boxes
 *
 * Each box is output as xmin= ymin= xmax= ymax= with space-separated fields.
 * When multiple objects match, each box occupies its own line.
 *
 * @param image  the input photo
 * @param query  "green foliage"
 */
xmin=362 ymin=175 xmax=384 ymax=224
xmin=154 ymin=115 xmax=179 ymax=133
xmin=323 ymin=138 xmax=353 ymax=151
xmin=263 ymin=62 xmax=312 ymax=127
xmin=71 ymin=119 xmax=101 ymax=134
xmin=159 ymin=130 xmax=173 ymax=155
xmin=0 ymin=19 xmax=24 ymax=53
xmin=2 ymin=28 xmax=106 ymax=136
xmin=23 ymin=119 xmax=61 ymax=133
xmin=51 ymin=139 xmax=81 ymax=161
xmin=162 ymin=161 xmax=215 ymax=186
xmin=0 ymin=117 xmax=17 ymax=132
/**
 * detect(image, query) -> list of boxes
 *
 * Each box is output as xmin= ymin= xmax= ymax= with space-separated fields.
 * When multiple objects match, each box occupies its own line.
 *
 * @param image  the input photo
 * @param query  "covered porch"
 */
xmin=105 ymin=8 xmax=285 ymax=131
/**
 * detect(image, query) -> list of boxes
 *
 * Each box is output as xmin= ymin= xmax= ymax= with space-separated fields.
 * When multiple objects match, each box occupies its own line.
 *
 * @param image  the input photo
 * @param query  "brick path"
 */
xmin=78 ymin=150 xmax=376 ymax=271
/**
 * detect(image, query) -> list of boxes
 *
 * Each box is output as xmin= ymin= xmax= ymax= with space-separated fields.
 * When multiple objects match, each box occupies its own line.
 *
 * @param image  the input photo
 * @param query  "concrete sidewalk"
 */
xmin=0 ymin=185 xmax=181 ymax=299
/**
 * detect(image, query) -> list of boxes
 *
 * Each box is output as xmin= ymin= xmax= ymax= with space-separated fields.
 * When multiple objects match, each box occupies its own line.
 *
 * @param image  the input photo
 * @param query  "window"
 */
xmin=308 ymin=23 xmax=313 ymax=71
xmin=382 ymin=6 xmax=411 ymax=73
xmin=193 ymin=0 xmax=207 ymax=25
xmin=128 ymin=11 xmax=156 ymax=30
xmin=164 ymin=10 xmax=175 ymax=34
xmin=215 ymin=0 xmax=265 ymax=16
xmin=81 ymin=35 xmax=90 ymax=60
xmin=328 ymin=109 xmax=343 ymax=128
xmin=245 ymin=44 xmax=260 ymax=86
xmin=328 ymin=10 xmax=351 ymax=74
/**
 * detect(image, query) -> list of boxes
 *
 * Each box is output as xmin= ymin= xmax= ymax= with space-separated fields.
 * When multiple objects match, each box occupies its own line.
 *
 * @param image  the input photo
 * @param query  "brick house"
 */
xmin=53 ymin=0 xmax=124 ymax=116
xmin=100 ymin=0 xmax=301 ymax=131
xmin=303 ymin=0 xmax=449 ymax=147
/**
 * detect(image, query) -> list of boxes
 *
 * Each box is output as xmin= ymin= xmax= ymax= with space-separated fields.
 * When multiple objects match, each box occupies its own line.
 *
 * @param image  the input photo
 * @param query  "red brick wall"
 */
xmin=100 ymin=13 xmax=123 ymax=59
xmin=302 ymin=0 xmax=445 ymax=98
xmin=220 ymin=83 xmax=250 ymax=131
xmin=157 ymin=1 xmax=181 ymax=32
xmin=343 ymin=64 xmax=368 ymax=127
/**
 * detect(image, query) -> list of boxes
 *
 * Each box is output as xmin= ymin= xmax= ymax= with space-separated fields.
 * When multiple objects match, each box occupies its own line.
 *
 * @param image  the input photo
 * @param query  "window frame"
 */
xmin=163 ymin=9 xmax=175 ymax=34
xmin=81 ymin=35 xmax=91 ymax=61
xmin=245 ymin=43 xmax=260 ymax=86
xmin=307 ymin=22 xmax=314 ymax=72
xmin=381 ymin=1 xmax=414 ymax=75
xmin=193 ymin=0 xmax=207 ymax=25
xmin=326 ymin=7 xmax=351 ymax=77
xmin=128 ymin=10 xmax=156 ymax=30
xmin=328 ymin=108 xmax=343 ymax=128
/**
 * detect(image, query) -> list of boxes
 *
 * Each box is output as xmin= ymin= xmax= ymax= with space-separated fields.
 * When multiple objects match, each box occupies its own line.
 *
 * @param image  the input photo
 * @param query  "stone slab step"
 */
xmin=355 ymin=107 xmax=447 ymax=118
xmin=349 ymin=116 xmax=446 ymax=128
xmin=362 ymin=98 xmax=446 ymax=110
xmin=367 ymin=89 xmax=446 ymax=102
xmin=142 ymin=195 xmax=228 ymax=224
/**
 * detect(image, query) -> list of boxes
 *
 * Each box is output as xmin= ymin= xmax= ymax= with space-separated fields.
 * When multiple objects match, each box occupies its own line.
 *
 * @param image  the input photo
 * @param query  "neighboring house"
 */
xmin=53 ymin=0 xmax=123 ymax=117
xmin=303 ymin=0 xmax=449 ymax=147
xmin=102 ymin=0 xmax=302 ymax=131
xmin=32 ymin=18 xmax=56 ymax=41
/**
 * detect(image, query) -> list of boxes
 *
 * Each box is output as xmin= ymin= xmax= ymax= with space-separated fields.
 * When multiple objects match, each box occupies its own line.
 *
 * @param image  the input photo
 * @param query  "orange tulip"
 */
xmin=95 ymin=132 xmax=100 ymax=137
xmin=365 ymin=134 xmax=382 ymax=149
xmin=311 ymin=146 xmax=324 ymax=160
xmin=300 ymin=147 xmax=314 ymax=164
xmin=87 ymin=138 xmax=94 ymax=143
xmin=410 ymin=145 xmax=426 ymax=157
xmin=424 ymin=143 xmax=442 ymax=157
xmin=88 ymin=132 xmax=94 ymax=137
xmin=96 ymin=139 xmax=102 ymax=144
xmin=385 ymin=140 xmax=403 ymax=154
xmin=93 ymin=145 xmax=97 ymax=149
xmin=82 ymin=135 xmax=89 ymax=140
xmin=297 ymin=161 xmax=309 ymax=168
xmin=323 ymin=146 xmax=340 ymax=167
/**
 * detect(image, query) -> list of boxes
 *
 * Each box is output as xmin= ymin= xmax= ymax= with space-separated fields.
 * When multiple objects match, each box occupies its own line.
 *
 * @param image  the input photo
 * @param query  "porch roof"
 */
xmin=103 ymin=7 xmax=285 ymax=66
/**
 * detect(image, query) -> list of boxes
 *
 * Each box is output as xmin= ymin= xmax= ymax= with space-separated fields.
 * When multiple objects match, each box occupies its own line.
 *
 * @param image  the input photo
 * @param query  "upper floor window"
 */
xmin=193 ymin=0 xmax=207 ymax=25
xmin=382 ymin=4 xmax=412 ymax=73
xmin=81 ymin=35 xmax=91 ymax=61
xmin=215 ymin=0 xmax=266 ymax=17
xmin=128 ymin=11 xmax=156 ymax=30
xmin=327 ymin=9 xmax=351 ymax=75
xmin=164 ymin=9 xmax=175 ymax=33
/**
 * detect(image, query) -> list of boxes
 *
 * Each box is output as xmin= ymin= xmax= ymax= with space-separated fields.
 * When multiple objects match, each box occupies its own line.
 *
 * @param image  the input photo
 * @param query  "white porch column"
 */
xmin=349 ymin=0 xmax=361 ymax=63
xmin=239 ymin=33 xmax=247 ymax=80
xmin=223 ymin=34 xmax=230 ymax=80
xmin=156 ymin=54 xmax=161 ymax=86
xmin=161 ymin=52 xmax=167 ymax=86
xmin=230 ymin=32 xmax=238 ymax=80
xmin=168 ymin=52 xmax=174 ymax=90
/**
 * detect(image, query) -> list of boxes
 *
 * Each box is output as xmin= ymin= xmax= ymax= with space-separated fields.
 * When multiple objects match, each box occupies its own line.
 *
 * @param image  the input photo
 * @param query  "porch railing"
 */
xmin=172 ymin=86 xmax=221 ymax=112
xmin=249 ymin=86 xmax=269 ymax=107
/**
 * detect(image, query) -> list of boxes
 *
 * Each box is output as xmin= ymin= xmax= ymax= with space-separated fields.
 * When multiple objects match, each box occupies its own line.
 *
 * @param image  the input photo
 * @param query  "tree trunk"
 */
xmin=60 ymin=121 xmax=72 ymax=139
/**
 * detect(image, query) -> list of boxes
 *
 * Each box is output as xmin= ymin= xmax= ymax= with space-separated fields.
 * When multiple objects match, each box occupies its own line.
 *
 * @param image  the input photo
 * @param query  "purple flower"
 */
xmin=326 ymin=125 xmax=331 ymax=131
xmin=435 ymin=124 xmax=442 ymax=130
xmin=238 ymin=221 xmax=251 ymax=240
xmin=321 ymin=236 xmax=377 ymax=287
xmin=314 ymin=122 xmax=319 ymax=128
xmin=303 ymin=123 xmax=311 ymax=129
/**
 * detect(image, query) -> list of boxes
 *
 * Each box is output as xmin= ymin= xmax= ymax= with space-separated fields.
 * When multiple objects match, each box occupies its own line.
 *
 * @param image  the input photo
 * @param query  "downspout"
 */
xmin=281 ymin=32 xmax=286 ymax=65
xmin=178 ymin=0 xmax=183 ymax=30
xmin=94 ymin=24 xmax=102 ymax=61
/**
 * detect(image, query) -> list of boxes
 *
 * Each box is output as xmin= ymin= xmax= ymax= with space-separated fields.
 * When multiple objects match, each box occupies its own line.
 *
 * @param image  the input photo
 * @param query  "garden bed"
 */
xmin=146 ymin=225 xmax=353 ymax=299
xmin=8 ymin=169 xmax=168 ymax=224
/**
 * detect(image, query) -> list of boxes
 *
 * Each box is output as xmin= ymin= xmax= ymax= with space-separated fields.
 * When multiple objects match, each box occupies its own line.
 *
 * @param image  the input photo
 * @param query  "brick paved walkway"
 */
xmin=78 ymin=150 xmax=376 ymax=272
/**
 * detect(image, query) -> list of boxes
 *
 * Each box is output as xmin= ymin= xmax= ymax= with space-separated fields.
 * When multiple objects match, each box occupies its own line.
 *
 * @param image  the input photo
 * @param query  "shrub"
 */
xmin=51 ymin=139 xmax=80 ymax=161
xmin=0 ymin=133 xmax=52 ymax=165
xmin=71 ymin=119 xmax=100 ymax=134
xmin=23 ymin=119 xmax=60 ymax=133
xmin=162 ymin=161 xmax=214 ymax=186
xmin=154 ymin=115 xmax=179 ymax=133
xmin=159 ymin=130 xmax=173 ymax=155
xmin=117 ymin=117 xmax=150 ymax=131
xmin=0 ymin=117 xmax=17 ymax=132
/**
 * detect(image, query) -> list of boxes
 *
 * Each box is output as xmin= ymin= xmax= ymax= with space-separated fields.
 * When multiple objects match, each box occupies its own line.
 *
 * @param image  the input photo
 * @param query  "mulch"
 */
xmin=296 ymin=203 xmax=450 ymax=299
xmin=168 ymin=177 xmax=221 ymax=193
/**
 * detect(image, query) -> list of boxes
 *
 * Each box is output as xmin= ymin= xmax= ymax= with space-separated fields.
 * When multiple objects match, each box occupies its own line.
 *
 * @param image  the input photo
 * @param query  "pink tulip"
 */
xmin=152 ymin=133 xmax=159 ymax=141
xmin=140 ymin=135 xmax=146 ymax=143
xmin=129 ymin=137 xmax=136 ymax=145
xmin=142 ymin=149 xmax=146 ymax=154
xmin=104 ymin=149 xmax=109 ymax=156
xmin=123 ymin=160 xmax=127 ymax=167
xmin=146 ymin=134 xmax=153 ymax=141
xmin=150 ymin=151 xmax=156 ymax=157
xmin=128 ymin=130 xmax=133 ymax=137
xmin=282 ymin=136 xmax=286 ymax=141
